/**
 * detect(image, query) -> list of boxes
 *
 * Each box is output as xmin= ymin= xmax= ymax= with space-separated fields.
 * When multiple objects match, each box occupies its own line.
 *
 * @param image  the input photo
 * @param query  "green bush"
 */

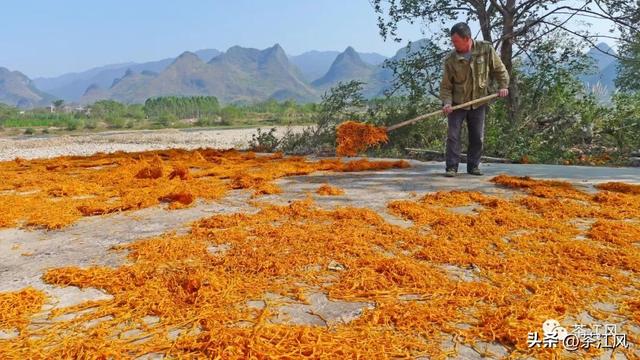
xmin=249 ymin=128 xmax=281 ymax=152
xmin=84 ymin=119 xmax=98 ymax=129
xmin=156 ymin=113 xmax=177 ymax=127
xmin=66 ymin=118 xmax=82 ymax=131
xmin=106 ymin=117 xmax=126 ymax=129
xmin=599 ymin=92 xmax=640 ymax=154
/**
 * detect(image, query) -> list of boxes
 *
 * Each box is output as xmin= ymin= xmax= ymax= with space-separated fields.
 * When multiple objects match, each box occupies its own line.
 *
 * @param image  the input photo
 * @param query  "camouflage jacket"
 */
xmin=439 ymin=40 xmax=509 ymax=109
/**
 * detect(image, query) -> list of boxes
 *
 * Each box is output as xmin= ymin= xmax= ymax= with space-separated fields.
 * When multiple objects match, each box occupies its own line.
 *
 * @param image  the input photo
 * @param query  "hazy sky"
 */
xmin=0 ymin=0 xmax=424 ymax=78
xmin=0 ymin=1 xmax=617 ymax=78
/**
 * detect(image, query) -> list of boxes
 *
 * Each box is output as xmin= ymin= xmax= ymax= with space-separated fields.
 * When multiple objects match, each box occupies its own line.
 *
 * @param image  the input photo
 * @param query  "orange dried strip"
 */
xmin=159 ymin=192 xmax=195 ymax=206
xmin=168 ymin=165 xmax=191 ymax=180
xmin=1 ymin=164 xmax=639 ymax=358
xmin=336 ymin=121 xmax=389 ymax=157
xmin=316 ymin=184 xmax=345 ymax=196
xmin=491 ymin=174 xmax=589 ymax=199
xmin=0 ymin=149 xmax=409 ymax=230
xmin=0 ymin=288 xmax=46 ymax=331
xmin=596 ymin=182 xmax=640 ymax=195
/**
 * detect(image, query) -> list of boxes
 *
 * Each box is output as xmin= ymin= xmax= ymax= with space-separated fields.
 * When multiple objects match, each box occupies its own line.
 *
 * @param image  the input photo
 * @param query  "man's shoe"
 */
xmin=445 ymin=168 xmax=457 ymax=177
xmin=468 ymin=167 xmax=483 ymax=176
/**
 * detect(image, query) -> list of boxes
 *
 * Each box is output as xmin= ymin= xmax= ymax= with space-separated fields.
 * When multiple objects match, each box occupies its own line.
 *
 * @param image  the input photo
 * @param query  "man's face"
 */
xmin=451 ymin=33 xmax=472 ymax=53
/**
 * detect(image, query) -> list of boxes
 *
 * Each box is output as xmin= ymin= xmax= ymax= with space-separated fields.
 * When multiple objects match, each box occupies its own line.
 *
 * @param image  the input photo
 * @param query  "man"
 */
xmin=439 ymin=22 xmax=510 ymax=177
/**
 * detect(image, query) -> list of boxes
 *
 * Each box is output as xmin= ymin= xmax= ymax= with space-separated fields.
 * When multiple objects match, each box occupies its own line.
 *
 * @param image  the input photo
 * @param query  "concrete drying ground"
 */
xmin=1 ymin=159 xmax=639 ymax=359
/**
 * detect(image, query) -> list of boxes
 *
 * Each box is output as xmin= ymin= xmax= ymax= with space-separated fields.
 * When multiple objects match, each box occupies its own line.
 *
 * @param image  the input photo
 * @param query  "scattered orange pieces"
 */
xmin=336 ymin=121 xmax=389 ymax=156
xmin=491 ymin=174 xmax=589 ymax=199
xmin=252 ymin=183 xmax=283 ymax=197
xmin=134 ymin=156 xmax=164 ymax=179
xmin=168 ymin=165 xmax=191 ymax=180
xmin=596 ymin=182 xmax=640 ymax=195
xmin=1 ymin=162 xmax=639 ymax=358
xmin=159 ymin=191 xmax=195 ymax=208
xmin=316 ymin=184 xmax=345 ymax=196
xmin=0 ymin=288 xmax=45 ymax=331
xmin=0 ymin=149 xmax=410 ymax=230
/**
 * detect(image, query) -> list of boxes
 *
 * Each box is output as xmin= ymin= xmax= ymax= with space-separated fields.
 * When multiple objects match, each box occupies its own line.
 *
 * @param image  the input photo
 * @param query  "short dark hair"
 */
xmin=450 ymin=22 xmax=472 ymax=38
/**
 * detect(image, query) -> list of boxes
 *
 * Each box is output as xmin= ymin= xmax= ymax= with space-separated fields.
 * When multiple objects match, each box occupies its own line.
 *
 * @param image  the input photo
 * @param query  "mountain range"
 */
xmin=290 ymin=50 xmax=386 ymax=82
xmin=0 ymin=42 xmax=619 ymax=108
xmin=82 ymin=44 xmax=321 ymax=104
xmin=33 ymin=49 xmax=223 ymax=102
xmin=5 ymin=44 xmax=395 ymax=107
xmin=0 ymin=67 xmax=55 ymax=108
xmin=6 ymin=45 xmax=391 ymax=107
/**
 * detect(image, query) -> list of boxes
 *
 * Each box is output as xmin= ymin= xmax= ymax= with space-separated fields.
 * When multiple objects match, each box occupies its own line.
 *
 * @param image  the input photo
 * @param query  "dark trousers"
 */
xmin=446 ymin=105 xmax=486 ymax=172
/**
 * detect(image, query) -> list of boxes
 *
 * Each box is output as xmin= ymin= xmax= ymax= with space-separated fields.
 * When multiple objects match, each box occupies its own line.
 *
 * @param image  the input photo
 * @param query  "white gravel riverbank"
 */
xmin=0 ymin=126 xmax=308 ymax=161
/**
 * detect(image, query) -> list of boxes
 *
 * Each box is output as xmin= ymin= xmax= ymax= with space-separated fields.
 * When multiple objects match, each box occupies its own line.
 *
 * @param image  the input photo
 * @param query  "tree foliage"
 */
xmin=373 ymin=0 xmax=636 ymax=66
xmin=616 ymin=28 xmax=640 ymax=92
xmin=372 ymin=0 xmax=639 ymax=119
xmin=144 ymin=96 xmax=220 ymax=120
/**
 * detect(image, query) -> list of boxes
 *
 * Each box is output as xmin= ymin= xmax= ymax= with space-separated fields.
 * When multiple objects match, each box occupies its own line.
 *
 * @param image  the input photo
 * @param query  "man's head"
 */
xmin=450 ymin=22 xmax=472 ymax=53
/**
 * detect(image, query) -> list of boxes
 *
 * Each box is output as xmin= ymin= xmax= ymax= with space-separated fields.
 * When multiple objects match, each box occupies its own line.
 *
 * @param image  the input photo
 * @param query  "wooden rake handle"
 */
xmin=385 ymin=93 xmax=500 ymax=132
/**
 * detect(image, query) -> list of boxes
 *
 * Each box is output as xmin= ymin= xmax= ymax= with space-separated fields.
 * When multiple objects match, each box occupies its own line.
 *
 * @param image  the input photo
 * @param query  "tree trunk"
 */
xmin=477 ymin=7 xmax=493 ymax=42
xmin=500 ymin=0 xmax=518 ymax=123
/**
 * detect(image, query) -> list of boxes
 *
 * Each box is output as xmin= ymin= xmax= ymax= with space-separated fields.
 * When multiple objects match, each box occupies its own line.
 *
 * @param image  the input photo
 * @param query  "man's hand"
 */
xmin=498 ymin=88 xmax=509 ymax=97
xmin=442 ymin=104 xmax=453 ymax=115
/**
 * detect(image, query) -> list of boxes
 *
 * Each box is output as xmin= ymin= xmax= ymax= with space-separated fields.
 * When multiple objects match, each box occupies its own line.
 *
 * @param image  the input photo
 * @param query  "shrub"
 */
xmin=249 ymin=128 xmax=281 ymax=152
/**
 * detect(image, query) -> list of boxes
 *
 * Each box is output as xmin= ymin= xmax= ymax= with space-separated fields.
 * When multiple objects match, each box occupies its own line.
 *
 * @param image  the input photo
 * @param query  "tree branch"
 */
xmin=489 ymin=0 xmax=508 ymax=16
xmin=510 ymin=4 xmax=587 ymax=48
xmin=538 ymin=20 xmax=626 ymax=60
